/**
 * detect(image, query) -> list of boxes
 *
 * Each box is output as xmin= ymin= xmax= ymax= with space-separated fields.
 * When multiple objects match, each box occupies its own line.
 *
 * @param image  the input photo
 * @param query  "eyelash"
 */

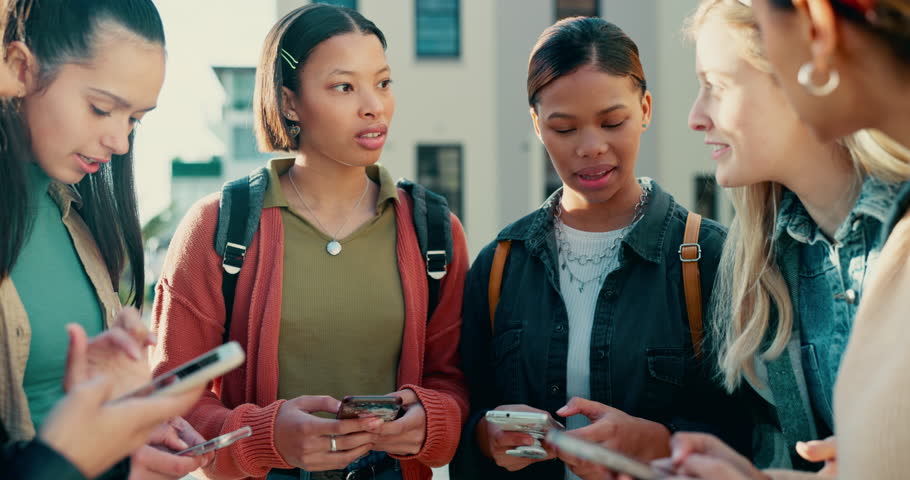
xmin=553 ymin=121 xmax=624 ymax=134
xmin=91 ymin=105 xmax=141 ymax=126
xmin=332 ymin=79 xmax=394 ymax=92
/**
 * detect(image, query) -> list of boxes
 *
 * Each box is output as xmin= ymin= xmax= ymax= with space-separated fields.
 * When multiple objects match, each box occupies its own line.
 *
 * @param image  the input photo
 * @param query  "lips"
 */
xmin=706 ymin=141 xmax=731 ymax=160
xmin=355 ymin=124 xmax=388 ymax=150
xmin=74 ymin=153 xmax=110 ymax=174
xmin=576 ymin=165 xmax=616 ymax=180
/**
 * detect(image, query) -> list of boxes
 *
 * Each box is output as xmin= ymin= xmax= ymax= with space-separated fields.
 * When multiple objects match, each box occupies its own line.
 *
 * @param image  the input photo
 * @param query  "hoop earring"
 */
xmin=797 ymin=62 xmax=840 ymax=96
xmin=288 ymin=125 xmax=300 ymax=138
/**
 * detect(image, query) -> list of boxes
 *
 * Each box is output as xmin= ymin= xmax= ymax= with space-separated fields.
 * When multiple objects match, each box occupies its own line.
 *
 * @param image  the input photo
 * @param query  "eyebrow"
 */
xmin=88 ymin=88 xmax=157 ymax=112
xmin=547 ymin=104 xmax=627 ymax=120
xmin=328 ymin=65 xmax=392 ymax=77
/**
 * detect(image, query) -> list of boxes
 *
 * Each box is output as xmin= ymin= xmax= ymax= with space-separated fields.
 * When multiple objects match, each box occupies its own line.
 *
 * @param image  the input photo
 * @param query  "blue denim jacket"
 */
xmin=750 ymin=176 xmax=903 ymax=469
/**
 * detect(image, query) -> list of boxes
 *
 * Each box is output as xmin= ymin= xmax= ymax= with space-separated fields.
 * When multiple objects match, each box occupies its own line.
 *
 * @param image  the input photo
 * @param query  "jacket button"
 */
xmin=15 ymin=327 xmax=22 ymax=337
xmin=852 ymin=220 xmax=862 ymax=232
xmin=596 ymin=349 xmax=606 ymax=360
xmin=555 ymin=324 xmax=566 ymax=333
xmin=844 ymin=289 xmax=857 ymax=303
xmin=549 ymin=384 xmax=561 ymax=394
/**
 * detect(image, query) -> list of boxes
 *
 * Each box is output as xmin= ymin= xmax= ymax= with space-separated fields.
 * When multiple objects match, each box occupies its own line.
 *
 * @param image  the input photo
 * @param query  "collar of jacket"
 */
xmin=494 ymin=178 xmax=674 ymax=265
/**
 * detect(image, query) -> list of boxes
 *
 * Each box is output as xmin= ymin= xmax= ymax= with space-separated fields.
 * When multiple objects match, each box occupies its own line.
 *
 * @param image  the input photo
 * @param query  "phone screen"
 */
xmin=545 ymin=430 xmax=665 ymax=480
xmin=176 ymin=426 xmax=252 ymax=456
xmin=337 ymin=396 xmax=402 ymax=421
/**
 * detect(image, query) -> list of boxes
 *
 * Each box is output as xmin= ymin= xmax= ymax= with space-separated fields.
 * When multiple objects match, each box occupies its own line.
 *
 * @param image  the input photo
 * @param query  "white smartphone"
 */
xmin=117 ymin=341 xmax=245 ymax=400
xmin=545 ymin=429 xmax=666 ymax=480
xmin=176 ymin=426 xmax=252 ymax=456
xmin=485 ymin=410 xmax=565 ymax=459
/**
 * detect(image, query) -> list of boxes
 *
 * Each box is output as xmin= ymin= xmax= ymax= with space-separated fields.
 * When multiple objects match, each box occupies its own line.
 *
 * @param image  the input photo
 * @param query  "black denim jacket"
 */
xmin=451 ymin=181 xmax=750 ymax=479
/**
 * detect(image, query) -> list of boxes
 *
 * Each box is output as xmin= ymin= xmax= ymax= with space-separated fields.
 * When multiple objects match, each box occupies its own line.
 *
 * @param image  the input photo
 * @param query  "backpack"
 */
xmin=487 ymin=212 xmax=706 ymax=358
xmin=213 ymin=167 xmax=452 ymax=344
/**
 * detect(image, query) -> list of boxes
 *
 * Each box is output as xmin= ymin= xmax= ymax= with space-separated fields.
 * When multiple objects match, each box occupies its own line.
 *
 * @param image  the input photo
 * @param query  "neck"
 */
xmin=778 ymin=141 xmax=861 ymax=238
xmin=286 ymin=153 xmax=374 ymax=214
xmin=558 ymin=179 xmax=644 ymax=232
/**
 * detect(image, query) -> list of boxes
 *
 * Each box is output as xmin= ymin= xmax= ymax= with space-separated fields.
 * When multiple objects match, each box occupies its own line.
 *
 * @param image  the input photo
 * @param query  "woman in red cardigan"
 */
xmin=150 ymin=4 xmax=469 ymax=480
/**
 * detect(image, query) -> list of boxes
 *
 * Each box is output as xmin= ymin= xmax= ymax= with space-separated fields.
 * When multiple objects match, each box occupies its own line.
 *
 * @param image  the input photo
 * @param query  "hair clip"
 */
xmin=279 ymin=48 xmax=299 ymax=70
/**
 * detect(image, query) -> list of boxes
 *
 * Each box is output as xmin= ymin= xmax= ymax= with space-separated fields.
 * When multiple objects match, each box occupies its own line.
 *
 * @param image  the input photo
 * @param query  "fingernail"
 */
xmin=556 ymin=405 xmax=569 ymax=415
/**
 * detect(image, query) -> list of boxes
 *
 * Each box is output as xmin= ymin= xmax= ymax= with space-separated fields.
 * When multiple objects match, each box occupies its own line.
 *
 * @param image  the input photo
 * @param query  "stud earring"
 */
xmin=288 ymin=125 xmax=300 ymax=138
xmin=642 ymin=123 xmax=648 ymax=128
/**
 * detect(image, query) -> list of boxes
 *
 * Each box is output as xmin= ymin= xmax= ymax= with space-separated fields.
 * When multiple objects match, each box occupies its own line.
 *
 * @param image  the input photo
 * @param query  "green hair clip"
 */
xmin=279 ymin=48 xmax=299 ymax=70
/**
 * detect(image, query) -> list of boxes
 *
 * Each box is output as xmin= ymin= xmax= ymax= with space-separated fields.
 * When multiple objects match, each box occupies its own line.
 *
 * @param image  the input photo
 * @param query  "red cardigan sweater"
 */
xmin=150 ymin=190 xmax=469 ymax=480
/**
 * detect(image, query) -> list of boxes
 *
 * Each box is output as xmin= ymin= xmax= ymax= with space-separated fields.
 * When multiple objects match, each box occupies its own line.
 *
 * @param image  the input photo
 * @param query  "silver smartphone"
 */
xmin=545 ymin=429 xmax=666 ymax=480
xmin=116 ymin=341 xmax=245 ymax=400
xmin=176 ymin=426 xmax=252 ymax=456
xmin=485 ymin=410 xmax=565 ymax=459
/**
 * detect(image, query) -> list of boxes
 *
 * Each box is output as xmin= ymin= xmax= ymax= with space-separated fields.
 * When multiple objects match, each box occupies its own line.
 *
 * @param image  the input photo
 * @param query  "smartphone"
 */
xmin=117 ymin=341 xmax=245 ymax=400
xmin=176 ymin=426 xmax=252 ymax=456
xmin=545 ymin=429 xmax=666 ymax=480
xmin=485 ymin=410 xmax=565 ymax=459
xmin=336 ymin=395 xmax=403 ymax=421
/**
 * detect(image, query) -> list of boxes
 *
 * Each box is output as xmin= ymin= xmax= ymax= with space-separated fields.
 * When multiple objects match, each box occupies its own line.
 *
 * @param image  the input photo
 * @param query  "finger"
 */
xmin=386 ymin=388 xmax=418 ymax=405
xmin=492 ymin=430 xmax=537 ymax=448
xmin=676 ymin=453 xmax=748 ymax=479
xmin=131 ymin=444 xmax=203 ymax=478
xmin=293 ymin=395 xmax=342 ymax=414
xmin=670 ymin=432 xmax=716 ymax=465
xmin=115 ymin=307 xmax=155 ymax=346
xmin=556 ymin=397 xmax=610 ymax=420
xmin=172 ymin=417 xmax=206 ymax=446
xmin=63 ymin=324 xmax=90 ymax=391
xmin=308 ymin=443 xmax=374 ymax=471
xmin=329 ymin=431 xmax=379 ymax=452
xmin=796 ymin=437 xmax=837 ymax=462
xmin=160 ymin=425 xmax=190 ymax=451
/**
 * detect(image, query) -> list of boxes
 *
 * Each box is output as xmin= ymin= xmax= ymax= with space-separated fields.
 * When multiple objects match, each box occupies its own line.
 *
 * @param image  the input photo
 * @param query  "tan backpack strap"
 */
xmin=488 ymin=240 xmax=512 ymax=332
xmin=680 ymin=212 xmax=704 ymax=359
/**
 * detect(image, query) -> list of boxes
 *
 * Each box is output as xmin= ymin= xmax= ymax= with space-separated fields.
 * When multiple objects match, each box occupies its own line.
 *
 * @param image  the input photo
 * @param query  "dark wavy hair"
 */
xmin=528 ymin=16 xmax=647 ymax=108
xmin=0 ymin=0 xmax=165 ymax=310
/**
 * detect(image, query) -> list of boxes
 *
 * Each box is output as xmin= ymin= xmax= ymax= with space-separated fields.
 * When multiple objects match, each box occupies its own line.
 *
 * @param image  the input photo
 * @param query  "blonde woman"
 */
xmin=684 ymin=0 xmax=907 ymax=473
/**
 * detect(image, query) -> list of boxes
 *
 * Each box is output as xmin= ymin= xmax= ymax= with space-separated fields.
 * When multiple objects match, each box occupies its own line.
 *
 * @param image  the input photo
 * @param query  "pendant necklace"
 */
xmin=288 ymin=168 xmax=370 ymax=256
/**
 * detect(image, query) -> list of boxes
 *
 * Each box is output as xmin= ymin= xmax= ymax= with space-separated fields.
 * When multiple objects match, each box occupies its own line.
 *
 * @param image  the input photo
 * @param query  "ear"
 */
xmin=280 ymin=86 xmax=300 ymax=122
xmin=640 ymin=90 xmax=653 ymax=129
xmin=1 ymin=41 xmax=36 ymax=97
xmin=795 ymin=0 xmax=840 ymax=74
xmin=529 ymin=106 xmax=543 ymax=143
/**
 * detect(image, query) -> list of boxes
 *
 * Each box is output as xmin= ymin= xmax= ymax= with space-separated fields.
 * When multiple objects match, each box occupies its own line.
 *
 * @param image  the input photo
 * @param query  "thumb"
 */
xmin=556 ymin=397 xmax=608 ymax=420
xmin=63 ymin=324 xmax=90 ymax=392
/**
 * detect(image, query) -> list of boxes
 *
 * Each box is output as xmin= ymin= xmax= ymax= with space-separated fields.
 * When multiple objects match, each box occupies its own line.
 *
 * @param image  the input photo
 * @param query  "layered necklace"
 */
xmin=554 ymin=181 xmax=651 ymax=292
xmin=288 ymin=169 xmax=370 ymax=256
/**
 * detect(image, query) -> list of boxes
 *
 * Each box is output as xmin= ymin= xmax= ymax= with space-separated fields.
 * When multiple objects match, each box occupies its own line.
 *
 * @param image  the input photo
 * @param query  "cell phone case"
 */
xmin=176 ymin=426 xmax=252 ymax=456
xmin=336 ymin=396 xmax=403 ymax=421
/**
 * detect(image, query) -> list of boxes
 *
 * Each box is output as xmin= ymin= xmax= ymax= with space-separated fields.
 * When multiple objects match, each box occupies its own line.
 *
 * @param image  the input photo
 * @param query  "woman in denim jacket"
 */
xmin=451 ymin=17 xmax=750 ymax=480
xmin=681 ymin=0 xmax=908 ymax=474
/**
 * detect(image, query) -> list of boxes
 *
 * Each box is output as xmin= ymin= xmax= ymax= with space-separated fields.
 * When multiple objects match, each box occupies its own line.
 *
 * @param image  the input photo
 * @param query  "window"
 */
xmin=555 ymin=0 xmax=599 ymax=19
xmin=230 ymin=70 xmax=255 ymax=111
xmin=694 ymin=174 xmax=719 ymax=221
xmin=231 ymin=125 xmax=265 ymax=161
xmin=314 ymin=0 xmax=356 ymax=9
xmin=417 ymin=145 xmax=463 ymax=220
xmin=416 ymin=0 xmax=460 ymax=58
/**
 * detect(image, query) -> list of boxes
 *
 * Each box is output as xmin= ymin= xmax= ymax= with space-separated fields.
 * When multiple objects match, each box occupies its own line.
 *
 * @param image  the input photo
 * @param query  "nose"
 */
xmin=688 ymin=94 xmax=712 ymax=132
xmin=100 ymin=123 xmax=131 ymax=156
xmin=359 ymin=89 xmax=385 ymax=119
xmin=575 ymin=129 xmax=608 ymax=158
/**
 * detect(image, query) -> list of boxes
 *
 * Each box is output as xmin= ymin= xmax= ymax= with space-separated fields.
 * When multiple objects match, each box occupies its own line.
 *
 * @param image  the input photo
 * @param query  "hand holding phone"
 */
xmin=336 ymin=395 xmax=403 ymax=422
xmin=176 ymin=426 xmax=253 ymax=456
xmin=546 ymin=429 xmax=667 ymax=480
xmin=485 ymin=410 xmax=565 ymax=459
xmin=116 ymin=341 xmax=245 ymax=401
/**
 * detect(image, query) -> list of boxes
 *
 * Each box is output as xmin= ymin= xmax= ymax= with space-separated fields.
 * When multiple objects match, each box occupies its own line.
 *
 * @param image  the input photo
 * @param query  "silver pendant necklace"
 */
xmin=554 ymin=181 xmax=651 ymax=292
xmin=288 ymin=168 xmax=370 ymax=256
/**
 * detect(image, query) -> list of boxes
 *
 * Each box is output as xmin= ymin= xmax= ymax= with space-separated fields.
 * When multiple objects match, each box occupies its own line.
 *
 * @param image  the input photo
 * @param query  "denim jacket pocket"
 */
xmin=642 ymin=348 xmax=687 ymax=415
xmin=492 ymin=329 xmax=522 ymax=400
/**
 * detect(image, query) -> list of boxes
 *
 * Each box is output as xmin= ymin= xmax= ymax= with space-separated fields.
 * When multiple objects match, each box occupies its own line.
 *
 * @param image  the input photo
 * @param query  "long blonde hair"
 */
xmin=686 ymin=0 xmax=910 ymax=391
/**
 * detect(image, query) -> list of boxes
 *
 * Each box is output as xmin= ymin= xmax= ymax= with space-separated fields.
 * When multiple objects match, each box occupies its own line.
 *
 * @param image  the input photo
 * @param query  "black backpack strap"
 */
xmin=397 ymin=179 xmax=452 ymax=320
xmin=215 ymin=167 xmax=269 ymax=343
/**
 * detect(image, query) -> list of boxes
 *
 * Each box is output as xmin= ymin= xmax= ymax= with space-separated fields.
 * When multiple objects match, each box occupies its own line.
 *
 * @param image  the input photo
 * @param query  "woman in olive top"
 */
xmin=151 ymin=4 xmax=469 ymax=480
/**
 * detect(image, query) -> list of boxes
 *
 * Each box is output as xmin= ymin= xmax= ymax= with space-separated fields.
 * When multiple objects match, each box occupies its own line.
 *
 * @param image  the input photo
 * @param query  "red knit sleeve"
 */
xmin=394 ymin=213 xmax=470 ymax=468
xmin=150 ymin=195 xmax=291 ymax=479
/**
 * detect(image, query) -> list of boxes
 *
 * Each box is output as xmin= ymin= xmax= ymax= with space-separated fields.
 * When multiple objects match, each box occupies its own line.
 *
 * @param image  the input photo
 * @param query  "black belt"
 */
xmin=273 ymin=455 xmax=398 ymax=480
